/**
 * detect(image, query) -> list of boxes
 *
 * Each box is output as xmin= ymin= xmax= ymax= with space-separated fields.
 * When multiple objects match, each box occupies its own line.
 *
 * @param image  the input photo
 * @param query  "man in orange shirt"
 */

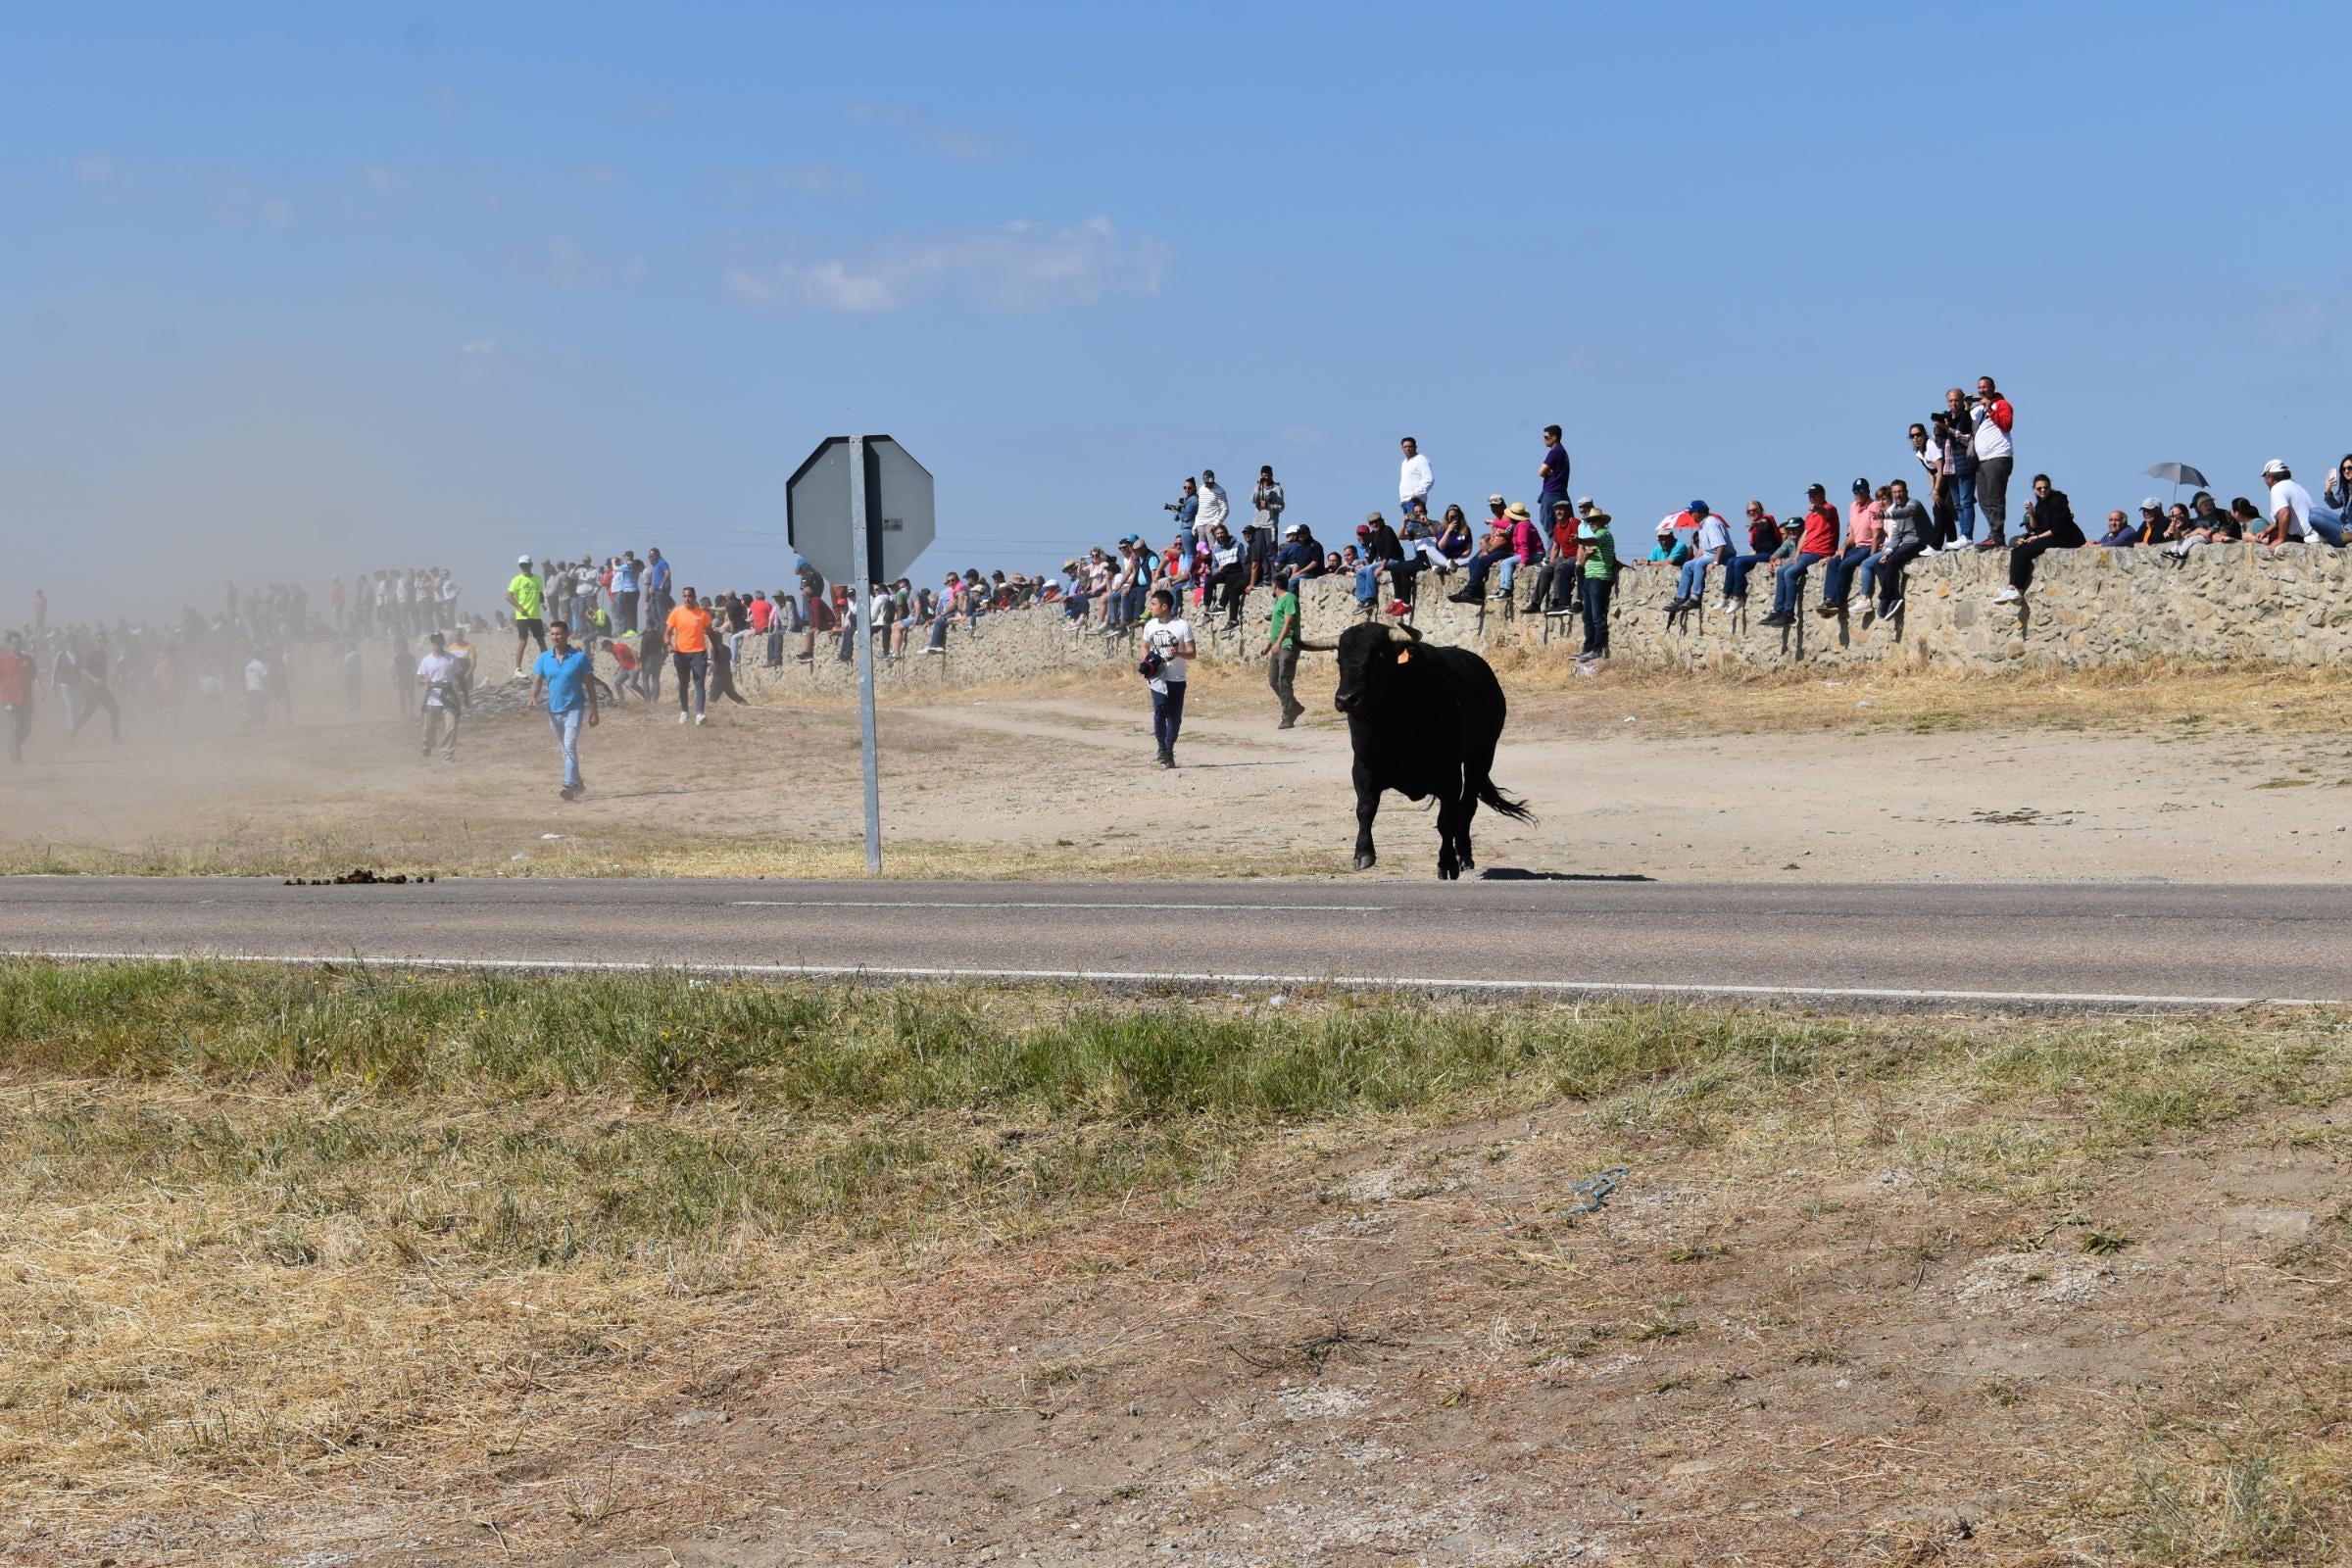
xmin=665 ymin=585 xmax=713 ymax=725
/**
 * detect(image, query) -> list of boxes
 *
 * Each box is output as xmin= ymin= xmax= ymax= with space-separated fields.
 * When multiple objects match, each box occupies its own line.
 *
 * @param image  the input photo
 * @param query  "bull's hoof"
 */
xmin=1353 ymin=853 xmax=1376 ymax=872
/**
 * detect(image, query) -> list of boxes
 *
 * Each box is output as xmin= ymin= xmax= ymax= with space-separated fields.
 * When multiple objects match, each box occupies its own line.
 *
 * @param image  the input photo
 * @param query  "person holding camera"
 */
xmin=1163 ymin=477 xmax=1200 ymax=561
xmin=1139 ymin=587 xmax=1197 ymax=768
xmin=416 ymin=630 xmax=463 ymax=760
xmin=1968 ymin=376 xmax=2015 ymax=547
xmin=1939 ymin=391 xmax=1980 ymax=548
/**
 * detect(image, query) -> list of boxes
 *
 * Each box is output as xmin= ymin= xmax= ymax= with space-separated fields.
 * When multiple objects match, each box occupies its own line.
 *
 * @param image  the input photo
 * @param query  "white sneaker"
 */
xmin=694 ymin=712 xmax=708 ymax=725
xmin=1918 ymin=545 xmax=1940 ymax=557
xmin=1993 ymin=586 xmax=2021 ymax=604
xmin=677 ymin=711 xmax=689 ymax=724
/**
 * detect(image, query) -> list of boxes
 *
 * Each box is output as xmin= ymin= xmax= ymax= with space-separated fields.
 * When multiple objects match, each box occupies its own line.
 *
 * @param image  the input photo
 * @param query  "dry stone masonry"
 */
xmin=734 ymin=543 xmax=2351 ymax=697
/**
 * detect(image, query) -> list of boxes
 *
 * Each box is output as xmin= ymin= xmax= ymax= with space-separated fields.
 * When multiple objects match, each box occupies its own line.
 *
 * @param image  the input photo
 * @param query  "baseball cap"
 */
xmin=2140 ymin=497 xmax=2161 ymax=511
xmin=1487 ymin=492 xmax=1506 ymax=504
xmin=1366 ymin=510 xmax=1385 ymax=523
xmin=1283 ymin=522 xmax=1302 ymax=536
xmin=1355 ymin=523 xmax=1372 ymax=536
xmin=1850 ymin=478 xmax=1870 ymax=496
xmin=2263 ymin=459 xmax=2289 ymax=476
xmin=517 ymin=555 xmax=532 ymax=565
xmin=1688 ymin=499 xmax=1708 ymax=514
xmin=1806 ymin=482 xmax=1828 ymax=497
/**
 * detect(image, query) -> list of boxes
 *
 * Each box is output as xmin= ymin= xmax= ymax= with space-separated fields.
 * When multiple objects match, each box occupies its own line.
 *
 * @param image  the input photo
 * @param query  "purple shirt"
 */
xmin=1540 ymin=443 xmax=1570 ymax=497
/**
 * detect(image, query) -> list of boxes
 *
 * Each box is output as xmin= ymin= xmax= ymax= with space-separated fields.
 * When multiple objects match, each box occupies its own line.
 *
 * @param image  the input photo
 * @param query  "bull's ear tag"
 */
xmin=1396 ymin=647 xmax=1412 ymax=663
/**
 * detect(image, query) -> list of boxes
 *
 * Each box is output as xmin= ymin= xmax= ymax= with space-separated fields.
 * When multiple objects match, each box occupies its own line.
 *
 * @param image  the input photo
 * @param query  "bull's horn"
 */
xmin=1386 ymin=623 xmax=1422 ymax=643
xmin=1297 ymin=636 xmax=1339 ymax=652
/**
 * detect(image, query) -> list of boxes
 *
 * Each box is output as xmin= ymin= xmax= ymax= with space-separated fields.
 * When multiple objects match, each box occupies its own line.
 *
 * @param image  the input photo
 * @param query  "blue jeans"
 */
xmin=1580 ymin=575 xmax=1612 ymax=657
xmin=1724 ymin=551 xmax=1772 ymax=600
xmin=1950 ymin=469 xmax=1978 ymax=543
xmin=1675 ymin=559 xmax=1710 ymax=602
xmin=1874 ymin=541 xmax=1927 ymax=612
xmin=546 ymin=707 xmax=583 ymax=791
xmin=1772 ymin=551 xmax=1830 ymax=615
xmin=1151 ymin=680 xmax=1187 ymax=752
xmin=1354 ymin=564 xmax=1381 ymax=604
xmin=1819 ymin=546 xmax=1877 ymax=607
xmin=1459 ymin=545 xmax=1514 ymax=596
xmin=2309 ymin=504 xmax=2345 ymax=547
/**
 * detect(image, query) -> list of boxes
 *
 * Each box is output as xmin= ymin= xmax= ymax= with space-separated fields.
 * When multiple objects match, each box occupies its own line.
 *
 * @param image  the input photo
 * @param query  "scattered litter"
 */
xmin=281 ymin=868 xmax=435 ymax=886
xmin=511 ymin=854 xmax=529 ymax=862
xmin=1972 ymin=807 xmax=2076 ymax=827
xmin=1824 ymin=680 xmax=1846 ymax=687
xmin=541 ymin=833 xmax=565 ymax=841
xmin=1561 ymin=1165 xmax=1628 ymax=1216
xmin=1266 ymin=993 xmax=1287 ymax=1007
xmin=1623 ymin=715 xmax=1637 ymax=723
xmin=1855 ymin=701 xmax=1874 ymax=709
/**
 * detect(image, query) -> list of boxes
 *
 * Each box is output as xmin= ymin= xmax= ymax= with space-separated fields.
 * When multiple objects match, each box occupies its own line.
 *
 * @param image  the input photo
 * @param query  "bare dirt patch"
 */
xmin=6 ymin=661 xmax=2352 ymax=883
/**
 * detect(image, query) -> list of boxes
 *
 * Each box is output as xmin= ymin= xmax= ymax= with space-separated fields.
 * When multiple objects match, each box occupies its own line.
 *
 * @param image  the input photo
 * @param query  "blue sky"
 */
xmin=6 ymin=2 xmax=2349 ymax=616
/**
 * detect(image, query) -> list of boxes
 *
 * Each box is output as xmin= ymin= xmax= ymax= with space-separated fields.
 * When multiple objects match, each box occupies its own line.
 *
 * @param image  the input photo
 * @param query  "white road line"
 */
xmin=726 ymin=901 xmax=1393 ymax=911
xmin=1 ymin=950 xmax=2333 ymax=1008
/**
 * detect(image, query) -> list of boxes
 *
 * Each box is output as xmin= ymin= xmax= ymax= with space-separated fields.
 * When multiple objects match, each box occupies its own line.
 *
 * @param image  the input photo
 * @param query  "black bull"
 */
xmin=1300 ymin=622 xmax=1534 ymax=880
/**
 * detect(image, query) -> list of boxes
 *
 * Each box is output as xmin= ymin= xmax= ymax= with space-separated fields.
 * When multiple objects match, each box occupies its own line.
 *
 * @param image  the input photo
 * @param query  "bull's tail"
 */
xmin=1477 ymin=777 xmax=1536 ymax=823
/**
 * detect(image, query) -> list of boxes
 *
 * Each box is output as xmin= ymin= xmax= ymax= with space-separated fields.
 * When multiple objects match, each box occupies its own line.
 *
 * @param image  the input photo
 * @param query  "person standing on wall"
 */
xmin=1398 ymin=435 xmax=1434 ymax=521
xmin=1140 ymin=587 xmax=1197 ymax=768
xmin=1536 ymin=423 xmax=1571 ymax=527
xmin=1969 ymin=375 xmax=2015 ymax=547
xmin=529 ymin=617 xmax=599 ymax=801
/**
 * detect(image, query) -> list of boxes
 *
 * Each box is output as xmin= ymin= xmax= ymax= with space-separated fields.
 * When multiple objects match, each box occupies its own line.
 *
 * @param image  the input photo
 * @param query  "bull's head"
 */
xmin=1299 ymin=621 xmax=1421 ymax=714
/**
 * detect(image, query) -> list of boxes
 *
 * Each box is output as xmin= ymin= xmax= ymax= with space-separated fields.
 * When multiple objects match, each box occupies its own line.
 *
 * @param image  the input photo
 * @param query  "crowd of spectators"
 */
xmin=11 ymin=381 xmax=2352 ymax=766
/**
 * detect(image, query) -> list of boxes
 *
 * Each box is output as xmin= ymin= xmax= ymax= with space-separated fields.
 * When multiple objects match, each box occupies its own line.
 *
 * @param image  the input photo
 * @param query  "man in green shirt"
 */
xmin=1577 ymin=511 xmax=1619 ymax=664
xmin=1260 ymin=572 xmax=1305 ymax=729
xmin=506 ymin=555 xmax=547 ymax=679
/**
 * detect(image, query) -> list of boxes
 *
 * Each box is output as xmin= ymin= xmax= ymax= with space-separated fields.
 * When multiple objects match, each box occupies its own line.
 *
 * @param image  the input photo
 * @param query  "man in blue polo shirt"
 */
xmin=529 ymin=617 xmax=600 ymax=801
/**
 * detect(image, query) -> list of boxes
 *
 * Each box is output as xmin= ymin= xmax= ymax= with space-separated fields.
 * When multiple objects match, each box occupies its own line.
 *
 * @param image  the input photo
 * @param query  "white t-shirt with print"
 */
xmin=1142 ymin=615 xmax=1193 ymax=691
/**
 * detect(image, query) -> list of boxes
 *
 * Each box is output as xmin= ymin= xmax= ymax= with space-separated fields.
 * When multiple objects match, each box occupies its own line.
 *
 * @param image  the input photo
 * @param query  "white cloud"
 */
xmin=847 ymin=101 xmax=1007 ymax=163
xmin=363 ymin=164 xmax=410 ymax=198
xmin=74 ymin=152 xmax=117 ymax=183
xmin=459 ymin=338 xmax=498 ymax=357
xmin=726 ymin=216 xmax=1167 ymax=316
xmin=259 ymin=197 xmax=295 ymax=231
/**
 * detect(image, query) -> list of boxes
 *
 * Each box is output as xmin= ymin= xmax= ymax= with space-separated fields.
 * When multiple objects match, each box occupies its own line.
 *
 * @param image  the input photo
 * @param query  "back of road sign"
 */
xmin=788 ymin=435 xmax=936 ymax=586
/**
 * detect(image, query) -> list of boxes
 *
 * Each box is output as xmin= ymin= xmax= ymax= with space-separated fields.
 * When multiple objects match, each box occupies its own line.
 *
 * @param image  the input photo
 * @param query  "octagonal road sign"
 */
xmin=787 ymin=434 xmax=936 ymax=587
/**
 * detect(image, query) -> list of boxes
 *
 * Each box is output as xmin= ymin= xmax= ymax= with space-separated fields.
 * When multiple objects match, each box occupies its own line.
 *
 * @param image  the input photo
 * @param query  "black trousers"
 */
xmin=2009 ymin=536 xmax=2078 ymax=591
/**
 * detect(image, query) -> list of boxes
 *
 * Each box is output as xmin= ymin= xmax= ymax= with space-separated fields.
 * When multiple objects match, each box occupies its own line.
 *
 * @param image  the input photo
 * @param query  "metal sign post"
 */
xmin=848 ymin=438 xmax=883 ymax=875
xmin=787 ymin=434 xmax=935 ymax=877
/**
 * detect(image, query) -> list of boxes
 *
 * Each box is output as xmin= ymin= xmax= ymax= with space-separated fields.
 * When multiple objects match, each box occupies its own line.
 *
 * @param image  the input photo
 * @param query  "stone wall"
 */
xmin=731 ymin=543 xmax=2352 ymax=697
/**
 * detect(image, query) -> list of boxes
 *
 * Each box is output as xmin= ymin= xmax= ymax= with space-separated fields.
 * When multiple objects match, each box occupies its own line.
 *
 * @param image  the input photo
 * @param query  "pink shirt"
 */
xmin=1846 ymin=501 xmax=1886 ymax=552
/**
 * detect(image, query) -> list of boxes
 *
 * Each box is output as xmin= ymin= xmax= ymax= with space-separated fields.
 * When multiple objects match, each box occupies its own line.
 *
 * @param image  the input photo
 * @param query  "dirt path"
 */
xmin=4 ymin=662 xmax=2350 ymax=882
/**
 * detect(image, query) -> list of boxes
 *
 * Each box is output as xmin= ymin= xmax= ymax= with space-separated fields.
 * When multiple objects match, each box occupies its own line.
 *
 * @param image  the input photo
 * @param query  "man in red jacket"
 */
xmin=1760 ymin=484 xmax=1840 ymax=627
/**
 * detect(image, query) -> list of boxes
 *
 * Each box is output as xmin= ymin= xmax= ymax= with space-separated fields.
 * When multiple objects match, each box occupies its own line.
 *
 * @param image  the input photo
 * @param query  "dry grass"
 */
xmin=6 ymin=959 xmax=2352 ymax=1562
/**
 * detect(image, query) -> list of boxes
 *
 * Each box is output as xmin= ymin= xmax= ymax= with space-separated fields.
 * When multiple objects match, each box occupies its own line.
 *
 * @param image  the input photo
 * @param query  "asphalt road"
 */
xmin=2 ymin=875 xmax=2345 ymax=1010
